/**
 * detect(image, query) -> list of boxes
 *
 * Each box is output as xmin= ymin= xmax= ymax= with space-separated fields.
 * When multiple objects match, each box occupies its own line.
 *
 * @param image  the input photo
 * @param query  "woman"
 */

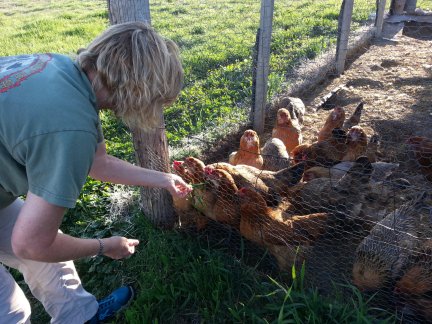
xmin=0 ymin=21 xmax=191 ymax=323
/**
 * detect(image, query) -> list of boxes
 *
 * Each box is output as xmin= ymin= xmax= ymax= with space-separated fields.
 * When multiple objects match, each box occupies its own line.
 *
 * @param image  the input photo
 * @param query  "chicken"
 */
xmin=302 ymin=166 xmax=333 ymax=182
xmin=342 ymin=102 xmax=364 ymax=130
xmin=261 ymin=137 xmax=290 ymax=171
xmin=317 ymin=106 xmax=345 ymax=142
xmin=267 ymin=244 xmax=312 ymax=272
xmin=239 ymin=162 xmax=305 ymax=203
xmin=352 ymin=191 xmax=431 ymax=292
xmin=365 ymin=134 xmax=380 ymax=163
xmin=183 ymin=157 xmax=217 ymax=222
xmin=406 ymin=136 xmax=432 ymax=181
xmin=208 ymin=161 xmax=272 ymax=204
xmin=290 ymin=143 xmax=310 ymax=165
xmin=342 ymin=126 xmax=368 ymax=162
xmin=291 ymin=128 xmax=348 ymax=169
xmin=272 ymin=108 xmax=303 ymax=152
xmin=210 ymin=161 xmax=305 ymax=207
xmin=229 ymin=129 xmax=264 ymax=169
xmin=394 ymin=239 xmax=432 ymax=322
xmin=301 ymin=159 xmax=410 ymax=227
xmin=172 ymin=160 xmax=194 ymax=212
xmin=287 ymin=156 xmax=373 ymax=215
xmin=236 ymin=187 xmax=330 ymax=268
xmin=183 ymin=157 xmax=207 ymax=184
xmin=236 ymin=187 xmax=330 ymax=270
xmin=172 ymin=160 xmax=194 ymax=183
xmin=358 ymin=179 xmax=414 ymax=229
xmin=203 ymin=166 xmax=240 ymax=228
xmin=172 ymin=160 xmax=208 ymax=229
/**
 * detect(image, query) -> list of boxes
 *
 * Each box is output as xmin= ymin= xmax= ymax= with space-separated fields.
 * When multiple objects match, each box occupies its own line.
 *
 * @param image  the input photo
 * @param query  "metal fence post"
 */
xmin=253 ymin=0 xmax=274 ymax=134
xmin=375 ymin=0 xmax=387 ymax=38
xmin=335 ymin=0 xmax=354 ymax=75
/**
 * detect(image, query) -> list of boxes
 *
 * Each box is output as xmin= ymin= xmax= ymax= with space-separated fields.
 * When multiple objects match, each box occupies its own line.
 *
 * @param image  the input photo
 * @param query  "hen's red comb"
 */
xmin=204 ymin=166 xmax=215 ymax=174
xmin=237 ymin=187 xmax=248 ymax=195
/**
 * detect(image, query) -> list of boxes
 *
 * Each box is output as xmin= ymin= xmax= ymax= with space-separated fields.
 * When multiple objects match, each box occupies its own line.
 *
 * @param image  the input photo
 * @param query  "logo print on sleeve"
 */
xmin=0 ymin=54 xmax=52 ymax=93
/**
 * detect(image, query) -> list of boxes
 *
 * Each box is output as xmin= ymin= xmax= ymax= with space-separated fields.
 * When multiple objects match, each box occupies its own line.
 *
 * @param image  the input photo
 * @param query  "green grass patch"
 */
xmin=0 ymin=0 xmax=390 ymax=148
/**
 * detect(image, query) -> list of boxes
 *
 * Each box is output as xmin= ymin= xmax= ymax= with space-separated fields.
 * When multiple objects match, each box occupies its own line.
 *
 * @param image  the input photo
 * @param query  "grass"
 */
xmin=1 ymin=0 xmax=386 ymax=147
xmin=77 ymin=213 xmax=396 ymax=324
xmin=3 ymin=0 xmax=432 ymax=322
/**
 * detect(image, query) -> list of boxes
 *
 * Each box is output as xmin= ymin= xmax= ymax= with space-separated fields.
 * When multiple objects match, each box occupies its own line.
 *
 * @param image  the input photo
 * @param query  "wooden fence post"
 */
xmin=107 ymin=0 xmax=151 ymax=25
xmin=335 ymin=0 xmax=354 ymax=75
xmin=375 ymin=0 xmax=387 ymax=38
xmin=108 ymin=0 xmax=176 ymax=229
xmin=253 ymin=0 xmax=274 ymax=134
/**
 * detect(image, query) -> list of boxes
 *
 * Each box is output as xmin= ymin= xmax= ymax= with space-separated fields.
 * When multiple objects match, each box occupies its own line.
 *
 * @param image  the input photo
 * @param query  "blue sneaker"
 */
xmin=87 ymin=286 xmax=134 ymax=323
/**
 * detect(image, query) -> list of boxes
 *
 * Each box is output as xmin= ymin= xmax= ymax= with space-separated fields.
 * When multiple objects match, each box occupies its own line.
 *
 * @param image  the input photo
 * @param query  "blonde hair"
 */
xmin=76 ymin=21 xmax=183 ymax=130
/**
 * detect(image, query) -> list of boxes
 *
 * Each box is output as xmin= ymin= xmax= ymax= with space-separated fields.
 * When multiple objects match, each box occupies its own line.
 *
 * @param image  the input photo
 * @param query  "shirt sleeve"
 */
xmin=13 ymin=130 xmax=98 ymax=208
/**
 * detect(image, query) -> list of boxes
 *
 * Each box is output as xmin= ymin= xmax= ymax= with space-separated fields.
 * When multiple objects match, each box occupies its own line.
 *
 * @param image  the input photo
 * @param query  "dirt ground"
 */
xmin=304 ymin=19 xmax=432 ymax=142
xmin=302 ymin=17 xmax=432 ymax=180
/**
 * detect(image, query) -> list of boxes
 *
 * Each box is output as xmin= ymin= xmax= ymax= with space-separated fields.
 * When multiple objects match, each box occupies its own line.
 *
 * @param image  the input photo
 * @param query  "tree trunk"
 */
xmin=107 ymin=0 xmax=151 ymax=25
xmin=107 ymin=0 xmax=176 ymax=229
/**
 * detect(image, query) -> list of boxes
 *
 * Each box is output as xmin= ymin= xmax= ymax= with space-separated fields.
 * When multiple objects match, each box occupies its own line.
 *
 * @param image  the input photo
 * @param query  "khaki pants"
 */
xmin=0 ymin=199 xmax=98 ymax=324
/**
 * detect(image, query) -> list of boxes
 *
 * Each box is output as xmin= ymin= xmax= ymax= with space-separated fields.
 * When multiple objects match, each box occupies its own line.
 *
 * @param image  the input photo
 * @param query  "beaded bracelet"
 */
xmin=96 ymin=238 xmax=104 ymax=257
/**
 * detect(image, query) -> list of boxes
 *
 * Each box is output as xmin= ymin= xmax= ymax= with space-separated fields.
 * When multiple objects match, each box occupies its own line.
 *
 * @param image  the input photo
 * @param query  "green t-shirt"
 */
xmin=0 ymin=53 xmax=103 ymax=209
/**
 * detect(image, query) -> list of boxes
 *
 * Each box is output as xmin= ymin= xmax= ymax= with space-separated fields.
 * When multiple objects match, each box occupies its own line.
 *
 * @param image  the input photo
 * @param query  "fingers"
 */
xmin=104 ymin=237 xmax=140 ymax=260
xmin=127 ymin=239 xmax=139 ymax=254
xmin=175 ymin=183 xmax=192 ymax=198
xmin=166 ymin=173 xmax=193 ymax=198
xmin=128 ymin=239 xmax=140 ymax=246
xmin=173 ymin=177 xmax=193 ymax=197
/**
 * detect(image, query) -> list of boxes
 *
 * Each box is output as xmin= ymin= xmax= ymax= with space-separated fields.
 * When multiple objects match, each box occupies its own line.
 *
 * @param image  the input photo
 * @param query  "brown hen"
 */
xmin=236 ymin=187 xmax=330 ymax=247
xmin=287 ymin=156 xmax=373 ymax=215
xmin=317 ymin=106 xmax=345 ymax=142
xmin=272 ymin=108 xmax=303 ymax=152
xmin=229 ymin=129 xmax=264 ymax=169
xmin=342 ymin=126 xmax=368 ymax=162
xmin=291 ymin=128 xmax=348 ymax=169
xmin=342 ymin=102 xmax=364 ymax=130
xmin=183 ymin=157 xmax=217 ymax=223
xmin=210 ymin=161 xmax=305 ymax=207
xmin=203 ymin=166 xmax=240 ymax=228
xmin=172 ymin=160 xmax=208 ymax=229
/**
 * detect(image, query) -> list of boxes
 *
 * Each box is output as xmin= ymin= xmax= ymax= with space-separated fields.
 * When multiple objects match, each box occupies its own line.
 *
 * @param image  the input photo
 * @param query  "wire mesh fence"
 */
xmin=140 ymin=0 xmax=432 ymax=322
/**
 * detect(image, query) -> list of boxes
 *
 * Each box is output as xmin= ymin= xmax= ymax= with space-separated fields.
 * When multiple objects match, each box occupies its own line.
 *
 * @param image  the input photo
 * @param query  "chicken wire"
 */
xmin=139 ymin=5 xmax=432 ymax=324
xmin=104 ymin=1 xmax=432 ymax=323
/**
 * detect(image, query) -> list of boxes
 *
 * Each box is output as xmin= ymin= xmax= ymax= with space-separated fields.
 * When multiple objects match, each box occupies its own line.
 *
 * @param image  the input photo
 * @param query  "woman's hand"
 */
xmin=102 ymin=236 xmax=140 ymax=259
xmin=164 ymin=173 xmax=193 ymax=198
